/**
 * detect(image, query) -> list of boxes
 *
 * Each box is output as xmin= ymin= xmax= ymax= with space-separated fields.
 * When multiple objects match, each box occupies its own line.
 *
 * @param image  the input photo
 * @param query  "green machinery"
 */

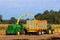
xmin=6 ymin=14 xmax=54 ymax=35
xmin=6 ymin=14 xmax=35 ymax=35
xmin=6 ymin=24 xmax=23 ymax=35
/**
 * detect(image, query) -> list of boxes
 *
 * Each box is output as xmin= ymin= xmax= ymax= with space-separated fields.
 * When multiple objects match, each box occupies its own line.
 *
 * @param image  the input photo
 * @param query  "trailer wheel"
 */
xmin=51 ymin=29 xmax=54 ymax=34
xmin=47 ymin=29 xmax=54 ymax=34
xmin=38 ymin=31 xmax=44 ymax=35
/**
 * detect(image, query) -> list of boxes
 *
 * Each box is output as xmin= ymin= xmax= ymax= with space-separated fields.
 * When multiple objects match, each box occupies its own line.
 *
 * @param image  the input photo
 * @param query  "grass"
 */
xmin=52 ymin=24 xmax=60 ymax=30
xmin=0 ymin=24 xmax=9 ymax=30
xmin=0 ymin=27 xmax=6 ymax=30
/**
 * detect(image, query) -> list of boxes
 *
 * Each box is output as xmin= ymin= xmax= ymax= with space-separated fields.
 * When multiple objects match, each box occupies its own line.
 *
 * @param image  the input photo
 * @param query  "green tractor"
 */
xmin=6 ymin=24 xmax=23 ymax=35
xmin=6 ymin=14 xmax=34 ymax=35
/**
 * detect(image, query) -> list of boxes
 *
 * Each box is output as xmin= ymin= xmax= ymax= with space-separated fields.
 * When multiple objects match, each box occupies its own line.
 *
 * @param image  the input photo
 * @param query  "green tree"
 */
xmin=2 ymin=20 xmax=9 ymax=24
xmin=0 ymin=15 xmax=2 ymax=24
xmin=9 ymin=17 xmax=17 ymax=24
xmin=35 ymin=10 xmax=60 ymax=24
xmin=35 ymin=13 xmax=42 ymax=20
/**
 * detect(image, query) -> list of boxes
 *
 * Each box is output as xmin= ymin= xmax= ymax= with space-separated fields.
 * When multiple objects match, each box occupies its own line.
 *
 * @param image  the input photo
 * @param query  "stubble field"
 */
xmin=0 ymin=24 xmax=60 ymax=40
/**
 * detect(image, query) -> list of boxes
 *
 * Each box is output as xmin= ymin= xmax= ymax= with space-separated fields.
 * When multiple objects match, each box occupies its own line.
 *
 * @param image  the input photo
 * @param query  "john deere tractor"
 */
xmin=6 ymin=24 xmax=23 ymax=35
xmin=6 ymin=14 xmax=54 ymax=35
xmin=6 ymin=14 xmax=35 ymax=35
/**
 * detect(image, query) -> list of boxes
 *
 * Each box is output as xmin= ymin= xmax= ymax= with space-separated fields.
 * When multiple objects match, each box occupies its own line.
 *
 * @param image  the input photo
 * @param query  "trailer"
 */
xmin=23 ymin=20 xmax=54 ymax=35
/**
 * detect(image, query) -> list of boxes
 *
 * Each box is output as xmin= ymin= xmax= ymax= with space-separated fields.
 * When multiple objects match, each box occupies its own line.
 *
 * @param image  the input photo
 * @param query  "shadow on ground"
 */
xmin=47 ymin=37 xmax=60 ymax=40
xmin=13 ymin=37 xmax=60 ymax=40
xmin=13 ymin=39 xmax=28 ymax=40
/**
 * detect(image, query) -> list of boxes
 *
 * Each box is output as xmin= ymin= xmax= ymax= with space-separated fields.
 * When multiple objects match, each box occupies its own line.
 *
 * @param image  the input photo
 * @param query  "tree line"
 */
xmin=0 ymin=10 xmax=60 ymax=24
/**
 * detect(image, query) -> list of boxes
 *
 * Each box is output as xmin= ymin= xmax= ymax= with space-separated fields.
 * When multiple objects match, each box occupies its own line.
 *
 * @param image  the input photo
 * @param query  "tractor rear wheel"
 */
xmin=20 ymin=29 xmax=25 ymax=35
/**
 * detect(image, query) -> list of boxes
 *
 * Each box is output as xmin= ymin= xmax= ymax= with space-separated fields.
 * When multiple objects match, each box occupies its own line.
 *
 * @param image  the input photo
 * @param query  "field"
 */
xmin=0 ymin=24 xmax=60 ymax=40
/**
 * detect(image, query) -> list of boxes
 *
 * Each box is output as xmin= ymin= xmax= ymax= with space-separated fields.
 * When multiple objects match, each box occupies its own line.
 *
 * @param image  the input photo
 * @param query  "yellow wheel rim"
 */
xmin=49 ymin=30 xmax=51 ymax=34
xmin=17 ymin=32 xmax=20 ymax=35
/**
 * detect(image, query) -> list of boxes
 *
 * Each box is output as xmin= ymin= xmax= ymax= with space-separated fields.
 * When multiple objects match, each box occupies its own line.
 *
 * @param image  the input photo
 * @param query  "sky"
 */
xmin=0 ymin=0 xmax=60 ymax=19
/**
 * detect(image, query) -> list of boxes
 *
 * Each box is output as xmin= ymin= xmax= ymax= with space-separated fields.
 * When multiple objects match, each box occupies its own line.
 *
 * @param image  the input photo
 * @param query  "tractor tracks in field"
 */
xmin=0 ymin=32 xmax=60 ymax=40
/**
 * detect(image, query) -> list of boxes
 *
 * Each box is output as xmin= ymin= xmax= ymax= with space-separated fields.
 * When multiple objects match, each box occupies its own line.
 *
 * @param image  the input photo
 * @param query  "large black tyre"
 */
xmin=51 ymin=29 xmax=54 ymax=34
xmin=46 ymin=29 xmax=54 ymax=34
xmin=20 ymin=29 xmax=25 ymax=35
xmin=20 ymin=28 xmax=28 ymax=35
xmin=46 ymin=29 xmax=49 ymax=34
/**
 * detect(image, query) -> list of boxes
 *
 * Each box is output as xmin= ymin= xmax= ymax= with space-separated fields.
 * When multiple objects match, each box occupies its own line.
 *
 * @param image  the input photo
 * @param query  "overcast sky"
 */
xmin=0 ymin=0 xmax=60 ymax=19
